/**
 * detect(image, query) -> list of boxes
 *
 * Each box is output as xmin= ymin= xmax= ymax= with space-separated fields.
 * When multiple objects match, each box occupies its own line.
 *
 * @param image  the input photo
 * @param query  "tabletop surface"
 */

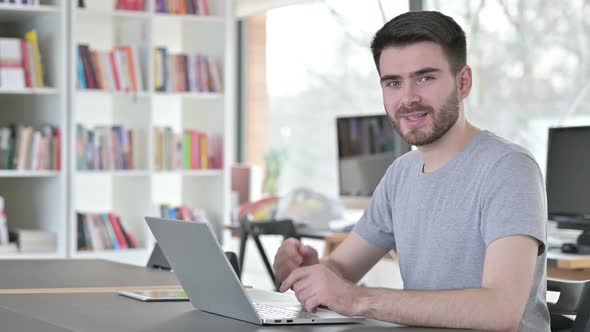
xmin=0 ymin=259 xmax=179 ymax=290
xmin=0 ymin=292 xmax=467 ymax=332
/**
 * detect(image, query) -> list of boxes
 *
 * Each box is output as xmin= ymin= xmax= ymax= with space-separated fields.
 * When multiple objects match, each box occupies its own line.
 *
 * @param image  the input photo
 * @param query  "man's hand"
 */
xmin=273 ymin=238 xmax=319 ymax=282
xmin=279 ymin=264 xmax=362 ymax=316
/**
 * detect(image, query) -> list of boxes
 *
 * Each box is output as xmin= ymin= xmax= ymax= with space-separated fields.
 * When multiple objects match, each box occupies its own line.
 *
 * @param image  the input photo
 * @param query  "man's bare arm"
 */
xmin=352 ymin=235 xmax=539 ymax=331
xmin=321 ymin=232 xmax=390 ymax=283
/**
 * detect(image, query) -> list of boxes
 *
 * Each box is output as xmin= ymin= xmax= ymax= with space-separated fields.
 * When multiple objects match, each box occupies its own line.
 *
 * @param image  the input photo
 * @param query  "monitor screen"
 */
xmin=546 ymin=126 xmax=590 ymax=220
xmin=336 ymin=114 xmax=410 ymax=197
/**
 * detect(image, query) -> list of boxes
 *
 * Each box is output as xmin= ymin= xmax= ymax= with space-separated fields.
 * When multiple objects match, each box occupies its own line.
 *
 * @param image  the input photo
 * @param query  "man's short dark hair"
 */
xmin=370 ymin=11 xmax=466 ymax=74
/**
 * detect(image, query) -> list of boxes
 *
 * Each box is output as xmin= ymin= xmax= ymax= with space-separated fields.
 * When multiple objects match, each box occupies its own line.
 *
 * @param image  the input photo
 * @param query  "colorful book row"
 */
xmin=76 ymin=212 xmax=139 ymax=251
xmin=153 ymin=127 xmax=223 ymax=171
xmin=76 ymin=124 xmax=135 ymax=171
xmin=337 ymin=116 xmax=399 ymax=158
xmin=154 ymin=49 xmax=222 ymax=93
xmin=155 ymin=0 xmax=210 ymax=15
xmin=77 ymin=44 xmax=144 ymax=93
xmin=115 ymin=0 xmax=145 ymax=11
xmin=0 ymin=31 xmax=45 ymax=90
xmin=158 ymin=204 xmax=210 ymax=223
xmin=0 ymin=125 xmax=61 ymax=171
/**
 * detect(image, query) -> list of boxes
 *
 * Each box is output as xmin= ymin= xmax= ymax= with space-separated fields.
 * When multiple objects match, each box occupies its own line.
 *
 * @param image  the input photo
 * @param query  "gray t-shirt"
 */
xmin=353 ymin=130 xmax=550 ymax=331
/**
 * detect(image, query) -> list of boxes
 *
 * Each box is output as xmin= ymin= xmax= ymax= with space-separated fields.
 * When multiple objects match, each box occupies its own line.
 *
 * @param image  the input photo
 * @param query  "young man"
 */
xmin=273 ymin=11 xmax=550 ymax=332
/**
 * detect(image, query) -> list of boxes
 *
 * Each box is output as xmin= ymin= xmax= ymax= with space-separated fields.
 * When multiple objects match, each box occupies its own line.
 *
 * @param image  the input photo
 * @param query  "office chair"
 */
xmin=236 ymin=196 xmax=300 ymax=290
xmin=147 ymin=243 xmax=241 ymax=276
xmin=548 ymin=279 xmax=590 ymax=331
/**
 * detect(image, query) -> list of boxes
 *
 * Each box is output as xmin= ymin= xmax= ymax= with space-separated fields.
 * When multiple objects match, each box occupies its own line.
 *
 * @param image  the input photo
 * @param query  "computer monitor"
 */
xmin=546 ymin=126 xmax=590 ymax=247
xmin=336 ymin=114 xmax=410 ymax=199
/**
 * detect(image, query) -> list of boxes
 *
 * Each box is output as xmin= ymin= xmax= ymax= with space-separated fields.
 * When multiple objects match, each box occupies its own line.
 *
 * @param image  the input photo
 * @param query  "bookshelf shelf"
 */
xmin=0 ymin=5 xmax=60 ymax=20
xmin=0 ymin=252 xmax=62 ymax=260
xmin=76 ymin=170 xmax=151 ymax=177
xmin=154 ymin=170 xmax=223 ymax=176
xmin=153 ymin=13 xmax=224 ymax=23
xmin=76 ymin=9 xmax=150 ymax=20
xmin=0 ymin=88 xmax=59 ymax=95
xmin=76 ymin=89 xmax=150 ymax=98
xmin=0 ymin=171 xmax=61 ymax=178
xmin=153 ymin=92 xmax=223 ymax=99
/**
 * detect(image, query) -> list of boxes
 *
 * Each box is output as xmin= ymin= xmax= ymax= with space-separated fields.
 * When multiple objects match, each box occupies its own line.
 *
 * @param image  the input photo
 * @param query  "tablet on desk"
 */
xmin=118 ymin=290 xmax=189 ymax=302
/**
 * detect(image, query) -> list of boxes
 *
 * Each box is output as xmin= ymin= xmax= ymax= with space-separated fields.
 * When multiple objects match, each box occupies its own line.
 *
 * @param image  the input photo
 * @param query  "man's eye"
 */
xmin=418 ymin=76 xmax=434 ymax=83
xmin=386 ymin=81 xmax=400 ymax=87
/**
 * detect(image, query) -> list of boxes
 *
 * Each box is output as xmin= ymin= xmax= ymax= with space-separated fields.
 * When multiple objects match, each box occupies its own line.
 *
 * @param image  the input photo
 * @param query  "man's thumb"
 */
xmin=300 ymin=245 xmax=318 ymax=260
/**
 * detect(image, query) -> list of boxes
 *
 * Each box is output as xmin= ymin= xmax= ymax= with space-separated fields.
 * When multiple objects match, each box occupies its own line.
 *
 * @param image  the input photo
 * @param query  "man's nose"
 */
xmin=399 ymin=84 xmax=422 ymax=108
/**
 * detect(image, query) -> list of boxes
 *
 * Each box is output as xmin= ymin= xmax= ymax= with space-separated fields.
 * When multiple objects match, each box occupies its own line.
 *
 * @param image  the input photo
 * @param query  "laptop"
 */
xmin=145 ymin=217 xmax=364 ymax=325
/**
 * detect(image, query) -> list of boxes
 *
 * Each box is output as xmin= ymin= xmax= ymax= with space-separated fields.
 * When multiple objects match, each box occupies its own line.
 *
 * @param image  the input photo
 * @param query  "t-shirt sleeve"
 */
xmin=480 ymin=152 xmax=547 ymax=255
xmin=353 ymin=164 xmax=396 ymax=250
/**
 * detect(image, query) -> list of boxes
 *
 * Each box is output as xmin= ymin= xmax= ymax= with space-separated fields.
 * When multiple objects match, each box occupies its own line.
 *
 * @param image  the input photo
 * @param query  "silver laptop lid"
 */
xmin=145 ymin=217 xmax=261 ymax=324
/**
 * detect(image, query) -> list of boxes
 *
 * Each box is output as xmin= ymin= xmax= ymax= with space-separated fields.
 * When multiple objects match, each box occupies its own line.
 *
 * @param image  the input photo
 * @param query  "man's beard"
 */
xmin=388 ymin=90 xmax=460 ymax=146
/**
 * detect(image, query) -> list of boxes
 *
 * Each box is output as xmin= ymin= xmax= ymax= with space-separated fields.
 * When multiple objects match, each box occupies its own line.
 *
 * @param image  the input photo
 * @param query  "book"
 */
xmin=0 ymin=38 xmax=25 ymax=89
xmin=77 ymin=44 xmax=143 ymax=93
xmin=76 ymin=211 xmax=140 ymax=251
xmin=0 ymin=196 xmax=8 ymax=245
xmin=76 ymin=124 xmax=135 ymax=171
xmin=153 ymin=48 xmax=223 ymax=93
xmin=24 ymin=30 xmax=44 ymax=88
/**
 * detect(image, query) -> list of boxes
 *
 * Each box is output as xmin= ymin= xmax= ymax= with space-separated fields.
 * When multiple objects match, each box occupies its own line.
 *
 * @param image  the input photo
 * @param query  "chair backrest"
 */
xmin=147 ymin=243 xmax=241 ymax=276
xmin=243 ymin=219 xmax=299 ymax=240
xmin=548 ymin=279 xmax=590 ymax=332
xmin=147 ymin=243 xmax=170 ymax=270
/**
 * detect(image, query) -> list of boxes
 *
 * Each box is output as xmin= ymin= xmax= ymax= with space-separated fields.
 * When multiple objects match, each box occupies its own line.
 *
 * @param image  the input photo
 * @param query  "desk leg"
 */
xmin=238 ymin=230 xmax=248 ymax=279
xmin=251 ymin=234 xmax=278 ymax=289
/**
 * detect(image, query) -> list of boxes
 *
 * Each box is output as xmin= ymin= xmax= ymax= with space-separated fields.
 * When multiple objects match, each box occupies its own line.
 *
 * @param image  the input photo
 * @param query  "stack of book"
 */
xmin=76 ymin=212 xmax=139 ymax=251
xmin=0 ymin=30 xmax=45 ymax=90
xmin=0 ymin=125 xmax=61 ymax=171
xmin=153 ymin=48 xmax=222 ymax=93
xmin=14 ymin=229 xmax=56 ymax=253
xmin=153 ymin=126 xmax=222 ymax=171
xmin=77 ymin=44 xmax=144 ymax=93
xmin=115 ymin=0 xmax=145 ymax=11
xmin=159 ymin=204 xmax=210 ymax=223
xmin=76 ymin=124 xmax=135 ymax=171
xmin=155 ymin=0 xmax=210 ymax=15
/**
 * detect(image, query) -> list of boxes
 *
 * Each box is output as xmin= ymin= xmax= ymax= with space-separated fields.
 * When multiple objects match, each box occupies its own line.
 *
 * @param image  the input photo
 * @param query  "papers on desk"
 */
xmin=328 ymin=209 xmax=364 ymax=232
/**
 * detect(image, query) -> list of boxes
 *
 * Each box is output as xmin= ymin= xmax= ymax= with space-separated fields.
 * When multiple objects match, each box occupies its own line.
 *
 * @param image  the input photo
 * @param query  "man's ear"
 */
xmin=457 ymin=65 xmax=472 ymax=100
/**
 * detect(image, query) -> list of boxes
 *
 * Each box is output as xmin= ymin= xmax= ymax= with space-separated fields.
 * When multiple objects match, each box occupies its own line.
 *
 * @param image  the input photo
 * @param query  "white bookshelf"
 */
xmin=0 ymin=4 xmax=60 ymax=20
xmin=0 ymin=87 xmax=59 ymax=95
xmin=0 ymin=1 xmax=67 ymax=259
xmin=68 ymin=0 xmax=233 ymax=266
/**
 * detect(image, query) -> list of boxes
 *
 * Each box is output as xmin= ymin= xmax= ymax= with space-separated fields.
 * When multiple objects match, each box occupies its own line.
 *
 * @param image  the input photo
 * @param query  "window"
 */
xmin=248 ymin=0 xmax=589 ymax=199
xmin=426 ymin=0 xmax=590 ymax=171
xmin=264 ymin=1 xmax=409 ymax=197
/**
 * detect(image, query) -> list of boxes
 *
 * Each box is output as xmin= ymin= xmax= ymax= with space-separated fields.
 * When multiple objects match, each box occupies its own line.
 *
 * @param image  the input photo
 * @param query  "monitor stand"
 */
xmin=577 ymin=231 xmax=590 ymax=254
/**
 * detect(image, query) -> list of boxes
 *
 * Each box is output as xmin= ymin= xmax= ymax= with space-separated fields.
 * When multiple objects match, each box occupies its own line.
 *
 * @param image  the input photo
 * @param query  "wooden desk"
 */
xmin=547 ymin=251 xmax=590 ymax=280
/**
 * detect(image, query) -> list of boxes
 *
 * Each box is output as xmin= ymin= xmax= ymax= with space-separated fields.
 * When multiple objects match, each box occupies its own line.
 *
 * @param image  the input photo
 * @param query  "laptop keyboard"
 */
xmin=254 ymin=303 xmax=318 ymax=319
